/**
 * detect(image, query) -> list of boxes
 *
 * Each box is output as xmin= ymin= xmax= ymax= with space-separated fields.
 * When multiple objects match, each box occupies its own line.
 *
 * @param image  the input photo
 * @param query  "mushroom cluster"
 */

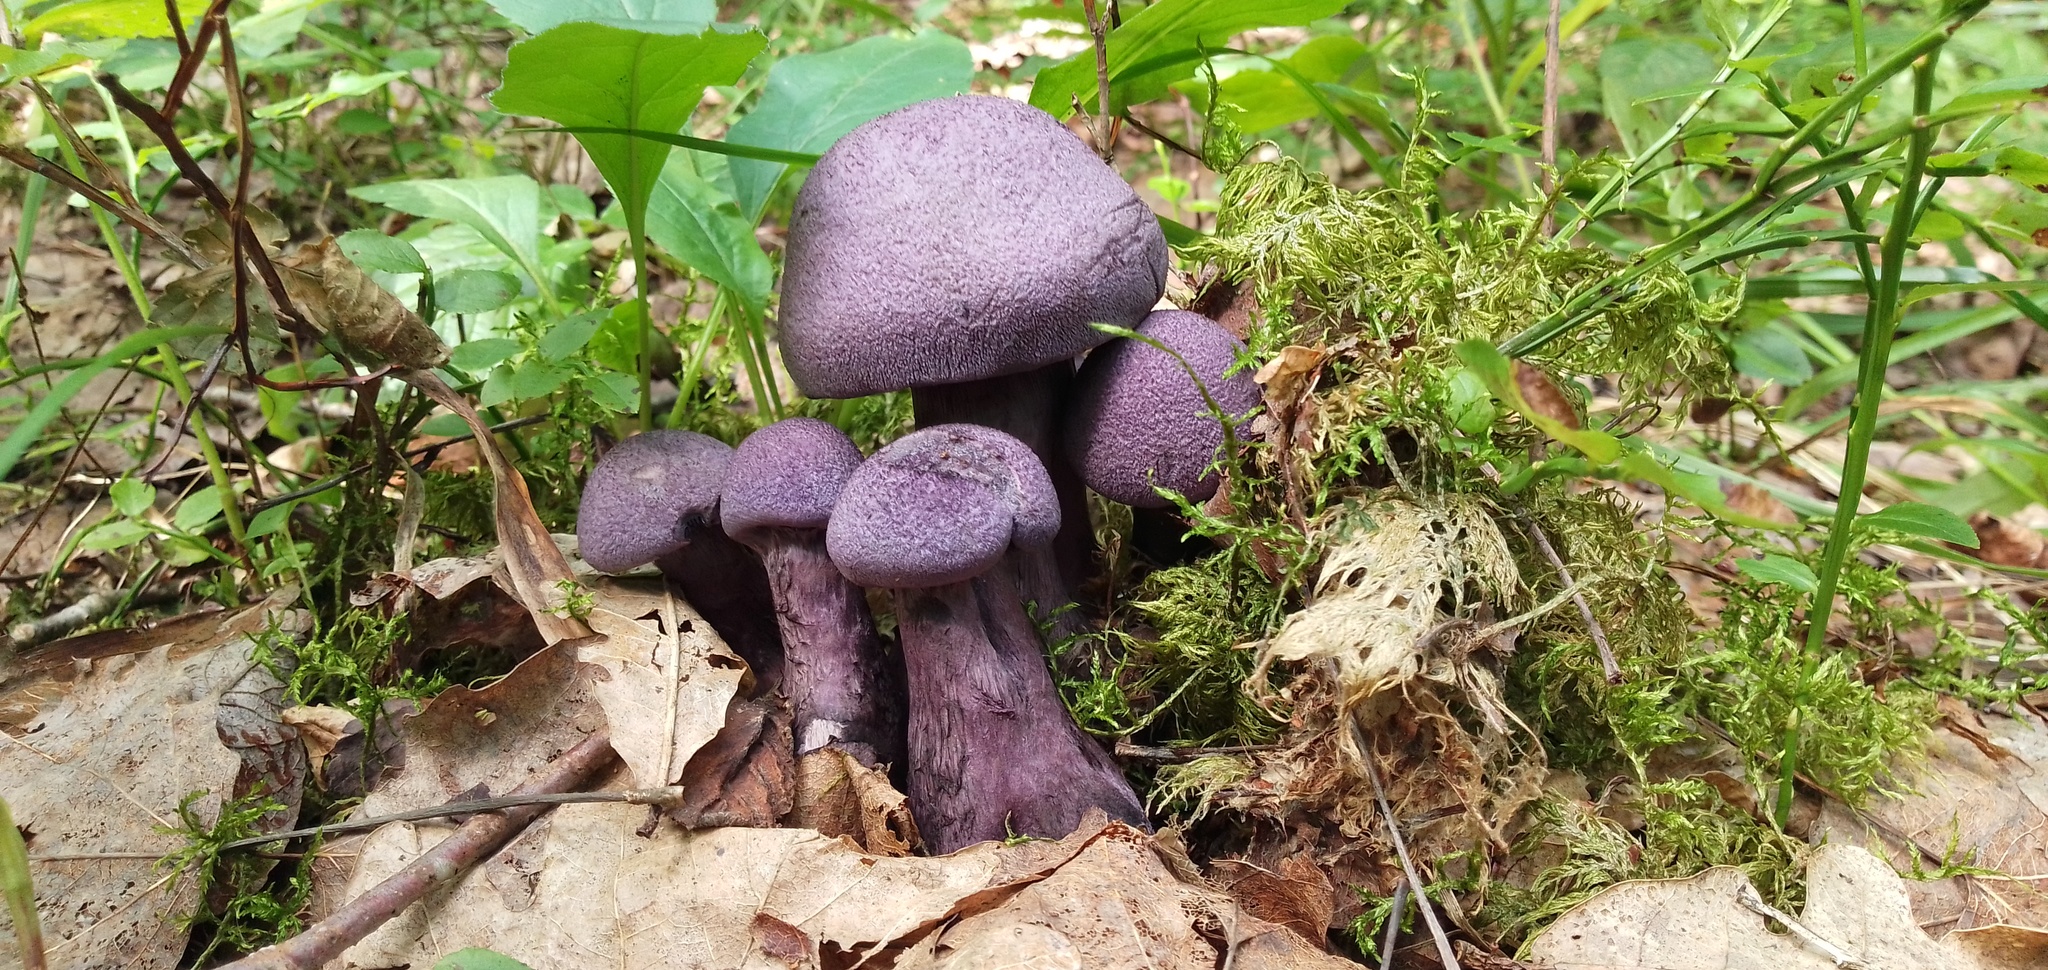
xmin=576 ymin=95 xmax=1264 ymax=855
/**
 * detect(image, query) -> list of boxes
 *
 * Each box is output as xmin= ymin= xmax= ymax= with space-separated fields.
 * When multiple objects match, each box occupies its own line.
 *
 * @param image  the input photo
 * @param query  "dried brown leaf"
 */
xmin=667 ymin=694 xmax=796 ymax=829
xmin=1528 ymin=844 xmax=2036 ymax=970
xmin=577 ymin=577 xmax=746 ymax=789
xmin=1512 ymin=360 xmax=1580 ymax=430
xmin=0 ymin=589 xmax=305 ymax=970
xmin=789 ymin=747 xmax=919 ymax=856
xmin=279 ymin=237 xmax=448 ymax=369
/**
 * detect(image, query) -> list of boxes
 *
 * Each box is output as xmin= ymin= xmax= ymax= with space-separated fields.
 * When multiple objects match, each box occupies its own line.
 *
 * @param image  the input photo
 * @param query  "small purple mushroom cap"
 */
xmin=1064 ymin=310 xmax=1263 ymax=508
xmin=778 ymin=96 xmax=1168 ymax=399
xmin=577 ymin=430 xmax=732 ymax=572
xmin=721 ymin=418 xmax=864 ymax=538
xmin=827 ymin=426 xmax=1057 ymax=589
xmin=942 ymin=424 xmax=1059 ymax=549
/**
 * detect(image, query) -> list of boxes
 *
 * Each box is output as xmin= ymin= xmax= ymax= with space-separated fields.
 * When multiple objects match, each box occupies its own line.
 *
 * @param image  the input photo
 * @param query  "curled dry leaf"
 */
xmin=0 ymin=588 xmax=306 ymax=970
xmin=279 ymin=237 xmax=449 ymax=369
xmin=1254 ymin=344 xmax=1331 ymax=416
xmin=401 ymin=371 xmax=589 ymax=644
xmin=1512 ymin=359 xmax=1580 ymax=430
xmin=788 ymin=747 xmax=920 ymax=856
xmin=1527 ymin=843 xmax=2048 ymax=970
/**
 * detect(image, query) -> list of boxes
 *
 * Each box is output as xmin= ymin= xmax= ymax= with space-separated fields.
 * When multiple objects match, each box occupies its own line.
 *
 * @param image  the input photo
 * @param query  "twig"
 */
xmin=6 ymin=587 xmax=180 ymax=648
xmin=1081 ymin=0 xmax=1114 ymax=163
xmin=1541 ymin=0 xmax=1562 ymax=234
xmin=1518 ymin=514 xmax=1621 ymax=683
xmin=1120 ymin=112 xmax=1200 ymax=162
xmin=1352 ymin=718 xmax=1462 ymax=970
xmin=245 ymin=414 xmax=549 ymax=515
xmin=1378 ymin=881 xmax=1407 ymax=970
xmin=213 ymin=783 xmax=682 ymax=854
xmin=0 ymin=144 xmax=201 ymax=265
xmin=1735 ymin=882 xmax=1866 ymax=968
xmin=162 ymin=0 xmax=229 ymax=119
xmin=221 ymin=731 xmax=618 ymax=970
xmin=1113 ymin=742 xmax=1279 ymax=762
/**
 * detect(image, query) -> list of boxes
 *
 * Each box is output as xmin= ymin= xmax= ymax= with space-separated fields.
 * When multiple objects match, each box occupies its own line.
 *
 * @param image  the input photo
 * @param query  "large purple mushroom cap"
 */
xmin=721 ymin=418 xmax=864 ymax=538
xmin=1065 ymin=310 xmax=1263 ymax=508
xmin=778 ymin=96 xmax=1168 ymax=399
xmin=577 ymin=430 xmax=732 ymax=572
xmin=827 ymin=426 xmax=1056 ymax=589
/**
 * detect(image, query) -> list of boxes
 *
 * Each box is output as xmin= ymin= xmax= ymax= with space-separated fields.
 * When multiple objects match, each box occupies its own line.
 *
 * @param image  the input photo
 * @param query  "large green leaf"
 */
xmin=725 ymin=31 xmax=972 ymax=221
xmin=1028 ymin=0 xmax=1347 ymax=118
xmin=1179 ymin=35 xmax=1374 ymax=132
xmin=642 ymin=153 xmax=773 ymax=315
xmin=349 ymin=176 xmax=548 ymax=296
xmin=492 ymin=22 xmax=765 ymax=248
xmin=485 ymin=0 xmax=713 ymax=33
xmin=21 ymin=0 xmax=172 ymax=40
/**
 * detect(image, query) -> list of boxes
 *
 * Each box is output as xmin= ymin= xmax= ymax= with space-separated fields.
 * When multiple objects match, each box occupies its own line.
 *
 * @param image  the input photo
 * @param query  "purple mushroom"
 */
xmin=827 ymin=425 xmax=1146 ymax=853
xmin=777 ymin=95 xmax=1168 ymax=598
xmin=1066 ymin=309 xmax=1262 ymax=508
xmin=722 ymin=418 xmax=903 ymax=767
xmin=576 ymin=430 xmax=784 ymax=685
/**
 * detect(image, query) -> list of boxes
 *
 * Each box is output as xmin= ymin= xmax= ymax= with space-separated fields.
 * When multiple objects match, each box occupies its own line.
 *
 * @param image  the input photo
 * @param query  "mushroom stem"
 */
xmin=894 ymin=564 xmax=1146 ymax=854
xmin=911 ymin=362 xmax=1092 ymax=629
xmin=654 ymin=530 xmax=785 ymax=689
xmin=750 ymin=527 xmax=904 ymax=767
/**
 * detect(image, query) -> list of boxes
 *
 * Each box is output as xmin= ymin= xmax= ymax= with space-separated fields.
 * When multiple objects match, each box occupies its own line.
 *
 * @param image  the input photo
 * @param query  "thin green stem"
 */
xmin=631 ymin=228 xmax=655 ymax=433
xmin=2 ymin=173 xmax=44 ymax=317
xmin=1451 ymin=0 xmax=1534 ymax=195
xmin=1555 ymin=0 xmax=1794 ymax=242
xmin=158 ymin=349 xmax=259 ymax=589
xmin=1503 ymin=18 xmax=1970 ymax=357
xmin=1775 ymin=51 xmax=1942 ymax=828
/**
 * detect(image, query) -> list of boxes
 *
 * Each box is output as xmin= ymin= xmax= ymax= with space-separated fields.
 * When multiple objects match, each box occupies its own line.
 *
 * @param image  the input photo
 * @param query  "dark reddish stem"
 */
xmin=749 ymin=528 xmax=903 ymax=767
xmin=894 ymin=566 xmax=1145 ymax=854
xmin=654 ymin=526 xmax=785 ymax=689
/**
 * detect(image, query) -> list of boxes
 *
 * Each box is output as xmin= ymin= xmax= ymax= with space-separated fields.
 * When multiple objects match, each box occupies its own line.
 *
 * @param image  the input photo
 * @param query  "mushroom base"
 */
xmin=894 ymin=566 xmax=1147 ymax=854
xmin=654 ymin=531 xmax=785 ymax=689
xmin=755 ymin=528 xmax=905 ymax=768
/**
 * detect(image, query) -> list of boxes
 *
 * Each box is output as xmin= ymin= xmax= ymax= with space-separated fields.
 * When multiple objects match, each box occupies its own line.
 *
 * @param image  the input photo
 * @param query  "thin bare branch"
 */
xmin=220 ymin=732 xmax=618 ymax=970
xmin=1519 ymin=514 xmax=1622 ymax=683
xmin=1081 ymin=0 xmax=1114 ymax=163
xmin=1542 ymin=0 xmax=1563 ymax=234
xmin=0 ymin=144 xmax=201 ymax=265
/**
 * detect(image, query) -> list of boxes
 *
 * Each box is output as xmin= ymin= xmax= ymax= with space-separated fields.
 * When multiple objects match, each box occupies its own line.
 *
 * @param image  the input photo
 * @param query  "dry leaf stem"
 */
xmin=1517 ymin=513 xmax=1621 ymax=683
xmin=212 ymin=785 xmax=684 ymax=853
xmin=1352 ymin=717 xmax=1463 ymax=970
xmin=222 ymin=731 xmax=618 ymax=970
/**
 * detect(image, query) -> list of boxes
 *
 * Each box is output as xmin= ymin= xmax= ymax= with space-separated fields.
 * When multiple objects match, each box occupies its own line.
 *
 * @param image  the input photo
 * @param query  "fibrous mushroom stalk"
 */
xmin=892 ymin=565 xmax=1145 ymax=853
xmin=748 ymin=527 xmax=903 ymax=766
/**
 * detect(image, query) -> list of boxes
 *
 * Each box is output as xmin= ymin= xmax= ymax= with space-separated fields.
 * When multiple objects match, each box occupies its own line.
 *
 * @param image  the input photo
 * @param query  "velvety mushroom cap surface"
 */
xmin=721 ymin=417 xmax=865 ymax=538
xmin=827 ymin=426 xmax=1048 ymax=589
xmin=576 ymin=430 xmax=732 ymax=572
xmin=778 ymin=95 xmax=1168 ymax=399
xmin=1065 ymin=309 xmax=1263 ymax=508
xmin=940 ymin=424 xmax=1059 ymax=549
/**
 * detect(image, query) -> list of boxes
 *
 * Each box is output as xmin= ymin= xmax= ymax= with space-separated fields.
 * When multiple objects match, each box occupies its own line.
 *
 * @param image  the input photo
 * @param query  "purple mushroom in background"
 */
xmin=575 ymin=430 xmax=784 ymax=685
xmin=722 ymin=418 xmax=903 ymax=768
xmin=1067 ymin=309 xmax=1263 ymax=507
xmin=827 ymin=425 xmax=1147 ymax=853
xmin=777 ymin=94 xmax=1169 ymax=601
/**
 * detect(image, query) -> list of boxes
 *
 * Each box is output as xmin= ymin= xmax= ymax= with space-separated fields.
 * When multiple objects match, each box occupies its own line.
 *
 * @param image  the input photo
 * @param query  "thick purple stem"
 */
xmin=750 ymin=527 xmax=904 ymax=767
xmin=911 ymin=362 xmax=1093 ymax=611
xmin=894 ymin=566 xmax=1146 ymax=854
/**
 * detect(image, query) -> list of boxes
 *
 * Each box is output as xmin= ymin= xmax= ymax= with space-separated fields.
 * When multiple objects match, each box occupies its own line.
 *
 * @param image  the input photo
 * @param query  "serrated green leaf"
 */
xmin=110 ymin=477 xmax=154 ymax=518
xmin=537 ymin=311 xmax=606 ymax=360
xmin=587 ymin=371 xmax=639 ymax=411
xmin=435 ymin=269 xmax=523 ymax=315
xmin=1737 ymin=554 xmax=1818 ymax=591
xmin=1860 ymin=501 xmax=1978 ymax=547
xmin=339 ymin=230 xmax=429 ymax=275
xmin=492 ymin=22 xmax=765 ymax=251
xmin=725 ymin=31 xmax=972 ymax=221
xmin=478 ymin=367 xmax=515 ymax=408
xmin=1029 ymin=0 xmax=1347 ymax=118
xmin=449 ymin=337 xmax=524 ymax=373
